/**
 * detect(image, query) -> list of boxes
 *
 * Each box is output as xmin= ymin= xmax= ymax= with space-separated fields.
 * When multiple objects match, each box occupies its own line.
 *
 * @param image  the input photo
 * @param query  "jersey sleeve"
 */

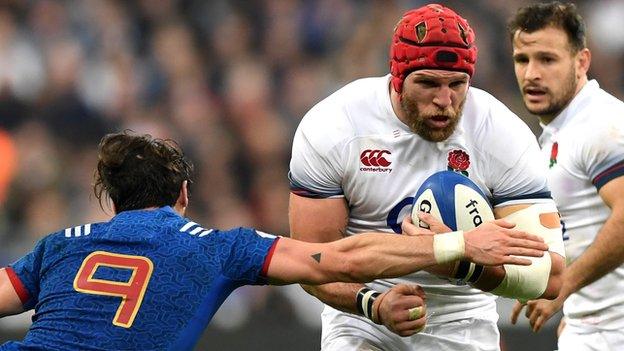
xmin=8 ymin=236 xmax=49 ymax=310
xmin=289 ymin=105 xmax=347 ymax=198
xmin=580 ymin=116 xmax=624 ymax=190
xmin=477 ymin=97 xmax=551 ymax=207
xmin=219 ymin=227 xmax=279 ymax=286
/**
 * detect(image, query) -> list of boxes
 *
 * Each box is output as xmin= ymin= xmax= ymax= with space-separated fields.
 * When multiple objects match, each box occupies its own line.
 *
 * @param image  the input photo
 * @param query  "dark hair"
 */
xmin=508 ymin=1 xmax=586 ymax=52
xmin=94 ymin=131 xmax=193 ymax=213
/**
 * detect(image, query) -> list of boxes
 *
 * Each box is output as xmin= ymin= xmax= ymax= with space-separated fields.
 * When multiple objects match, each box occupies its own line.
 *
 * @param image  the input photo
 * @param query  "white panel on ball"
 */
xmin=412 ymin=171 xmax=494 ymax=231
xmin=412 ymin=188 xmax=444 ymax=229
xmin=453 ymin=184 xmax=495 ymax=230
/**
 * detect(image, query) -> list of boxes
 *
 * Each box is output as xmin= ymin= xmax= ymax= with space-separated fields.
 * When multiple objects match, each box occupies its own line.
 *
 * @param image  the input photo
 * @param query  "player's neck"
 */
xmin=538 ymin=76 xmax=588 ymax=125
xmin=173 ymin=203 xmax=187 ymax=216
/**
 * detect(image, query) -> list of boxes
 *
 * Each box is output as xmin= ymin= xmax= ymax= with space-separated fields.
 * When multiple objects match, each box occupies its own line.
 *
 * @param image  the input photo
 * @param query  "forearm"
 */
xmin=424 ymin=261 xmax=505 ymax=291
xmin=473 ymin=252 xmax=563 ymax=299
xmin=479 ymin=204 xmax=564 ymax=300
xmin=301 ymin=282 xmax=365 ymax=314
xmin=330 ymin=233 xmax=438 ymax=282
xmin=423 ymin=252 xmax=563 ymax=299
xmin=269 ymin=233 xmax=445 ymax=286
xmin=423 ymin=262 xmax=456 ymax=277
xmin=290 ymin=233 xmax=439 ymax=316
xmin=559 ymin=209 xmax=624 ymax=299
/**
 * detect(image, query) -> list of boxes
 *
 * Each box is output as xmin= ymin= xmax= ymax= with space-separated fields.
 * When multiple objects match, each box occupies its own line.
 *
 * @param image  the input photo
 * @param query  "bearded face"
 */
xmin=398 ymin=70 xmax=469 ymax=142
xmin=523 ymin=66 xmax=577 ymax=117
xmin=518 ymin=52 xmax=578 ymax=118
xmin=400 ymin=93 xmax=465 ymax=142
xmin=512 ymin=27 xmax=585 ymax=122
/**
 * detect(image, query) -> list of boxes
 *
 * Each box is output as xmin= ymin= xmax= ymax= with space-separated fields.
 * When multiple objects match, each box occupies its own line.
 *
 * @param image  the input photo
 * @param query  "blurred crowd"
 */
xmin=1 ymin=0 xmax=623 ymax=344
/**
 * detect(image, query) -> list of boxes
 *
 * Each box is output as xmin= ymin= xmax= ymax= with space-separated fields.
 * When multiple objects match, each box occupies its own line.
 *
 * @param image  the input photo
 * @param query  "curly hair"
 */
xmin=94 ymin=131 xmax=194 ymax=213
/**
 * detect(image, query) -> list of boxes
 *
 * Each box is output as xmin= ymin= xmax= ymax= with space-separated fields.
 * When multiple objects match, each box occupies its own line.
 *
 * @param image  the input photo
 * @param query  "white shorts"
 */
xmin=558 ymin=323 xmax=624 ymax=351
xmin=321 ymin=313 xmax=500 ymax=351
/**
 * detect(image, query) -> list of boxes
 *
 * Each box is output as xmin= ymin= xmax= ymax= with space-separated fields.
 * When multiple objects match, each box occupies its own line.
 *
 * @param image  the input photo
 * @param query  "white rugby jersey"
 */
xmin=539 ymin=80 xmax=624 ymax=331
xmin=289 ymin=75 xmax=554 ymax=324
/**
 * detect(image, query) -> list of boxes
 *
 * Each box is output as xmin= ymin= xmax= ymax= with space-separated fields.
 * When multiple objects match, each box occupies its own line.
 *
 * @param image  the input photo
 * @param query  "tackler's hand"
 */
xmin=463 ymin=219 xmax=549 ymax=266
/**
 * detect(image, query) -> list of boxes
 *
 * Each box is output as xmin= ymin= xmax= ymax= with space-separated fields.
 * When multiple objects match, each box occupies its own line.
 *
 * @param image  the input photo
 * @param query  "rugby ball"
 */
xmin=412 ymin=171 xmax=494 ymax=231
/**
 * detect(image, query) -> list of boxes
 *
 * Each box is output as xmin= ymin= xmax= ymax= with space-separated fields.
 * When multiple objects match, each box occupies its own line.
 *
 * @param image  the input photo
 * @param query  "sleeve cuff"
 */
xmin=6 ymin=267 xmax=30 ymax=305
xmin=260 ymin=237 xmax=280 ymax=277
xmin=593 ymin=161 xmax=624 ymax=190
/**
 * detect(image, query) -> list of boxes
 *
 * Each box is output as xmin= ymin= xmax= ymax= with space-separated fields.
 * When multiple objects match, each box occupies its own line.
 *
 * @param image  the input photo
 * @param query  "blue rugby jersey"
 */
xmin=2 ymin=206 xmax=278 ymax=351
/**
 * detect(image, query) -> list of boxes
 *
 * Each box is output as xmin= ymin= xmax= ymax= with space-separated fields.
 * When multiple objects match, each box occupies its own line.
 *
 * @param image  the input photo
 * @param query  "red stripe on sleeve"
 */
xmin=593 ymin=162 xmax=624 ymax=185
xmin=5 ymin=267 xmax=30 ymax=304
xmin=261 ymin=237 xmax=281 ymax=277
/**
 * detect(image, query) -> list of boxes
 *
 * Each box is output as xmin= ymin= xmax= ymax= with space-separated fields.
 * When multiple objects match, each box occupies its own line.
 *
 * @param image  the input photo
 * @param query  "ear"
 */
xmin=576 ymin=48 xmax=591 ymax=77
xmin=174 ymin=180 xmax=189 ymax=215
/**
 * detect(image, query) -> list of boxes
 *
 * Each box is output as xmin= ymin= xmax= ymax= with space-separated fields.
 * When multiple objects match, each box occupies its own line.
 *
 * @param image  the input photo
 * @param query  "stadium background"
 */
xmin=0 ymin=0 xmax=622 ymax=350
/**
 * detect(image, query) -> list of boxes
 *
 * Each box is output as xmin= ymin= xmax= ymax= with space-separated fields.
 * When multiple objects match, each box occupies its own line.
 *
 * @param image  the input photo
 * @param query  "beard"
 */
xmin=525 ymin=67 xmax=577 ymax=117
xmin=400 ymin=94 xmax=465 ymax=142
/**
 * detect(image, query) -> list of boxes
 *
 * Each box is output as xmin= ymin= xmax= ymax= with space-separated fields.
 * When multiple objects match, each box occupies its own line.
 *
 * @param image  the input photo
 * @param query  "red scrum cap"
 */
xmin=390 ymin=4 xmax=477 ymax=93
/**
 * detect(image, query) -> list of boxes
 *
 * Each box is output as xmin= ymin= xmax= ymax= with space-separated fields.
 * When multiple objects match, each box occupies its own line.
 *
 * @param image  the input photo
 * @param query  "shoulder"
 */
xmin=177 ymin=219 xmax=215 ymax=238
xmin=205 ymin=227 xmax=277 ymax=265
xmin=463 ymin=87 xmax=537 ymax=163
xmin=213 ymin=227 xmax=277 ymax=241
xmin=20 ymin=222 xmax=106 ymax=262
xmin=58 ymin=222 xmax=103 ymax=239
xmin=295 ymin=76 xmax=388 ymax=153
xmin=176 ymin=223 xmax=276 ymax=243
xmin=576 ymin=88 xmax=624 ymax=129
xmin=567 ymin=92 xmax=624 ymax=169
xmin=38 ymin=222 xmax=104 ymax=246
xmin=464 ymin=87 xmax=531 ymax=130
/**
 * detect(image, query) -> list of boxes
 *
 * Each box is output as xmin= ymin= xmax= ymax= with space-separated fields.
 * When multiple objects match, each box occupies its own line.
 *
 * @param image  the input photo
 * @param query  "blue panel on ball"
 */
xmin=412 ymin=170 xmax=488 ymax=231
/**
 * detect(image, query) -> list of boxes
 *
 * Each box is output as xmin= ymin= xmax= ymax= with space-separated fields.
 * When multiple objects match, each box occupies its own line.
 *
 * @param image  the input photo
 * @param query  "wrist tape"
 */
xmin=356 ymin=287 xmax=381 ymax=321
xmin=433 ymin=231 xmax=465 ymax=264
xmin=453 ymin=260 xmax=485 ymax=284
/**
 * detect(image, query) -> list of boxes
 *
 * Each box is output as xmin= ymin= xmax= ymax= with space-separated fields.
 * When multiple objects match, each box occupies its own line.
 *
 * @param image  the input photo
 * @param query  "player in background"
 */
xmin=288 ymin=3 xmax=565 ymax=350
xmin=507 ymin=3 xmax=624 ymax=350
xmin=0 ymin=131 xmax=549 ymax=351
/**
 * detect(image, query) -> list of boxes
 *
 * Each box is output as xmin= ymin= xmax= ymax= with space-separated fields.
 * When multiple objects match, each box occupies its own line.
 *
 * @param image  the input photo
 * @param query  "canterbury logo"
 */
xmin=360 ymin=150 xmax=392 ymax=167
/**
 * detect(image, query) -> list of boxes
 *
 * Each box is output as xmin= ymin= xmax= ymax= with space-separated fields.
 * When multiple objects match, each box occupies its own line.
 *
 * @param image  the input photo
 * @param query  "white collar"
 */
xmin=539 ymin=79 xmax=599 ymax=143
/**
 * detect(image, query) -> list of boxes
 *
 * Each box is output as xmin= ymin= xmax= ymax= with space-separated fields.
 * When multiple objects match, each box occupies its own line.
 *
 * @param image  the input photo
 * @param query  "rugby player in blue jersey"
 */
xmin=0 ymin=131 xmax=548 ymax=350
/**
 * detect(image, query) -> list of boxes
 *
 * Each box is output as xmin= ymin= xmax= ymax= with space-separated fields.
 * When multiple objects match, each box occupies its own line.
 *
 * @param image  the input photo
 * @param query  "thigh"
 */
xmin=321 ymin=307 xmax=410 ymax=351
xmin=558 ymin=327 xmax=608 ymax=351
xmin=322 ymin=336 xmax=393 ymax=351
xmin=409 ymin=318 xmax=500 ymax=351
xmin=321 ymin=316 xmax=408 ymax=351
xmin=602 ymin=329 xmax=624 ymax=350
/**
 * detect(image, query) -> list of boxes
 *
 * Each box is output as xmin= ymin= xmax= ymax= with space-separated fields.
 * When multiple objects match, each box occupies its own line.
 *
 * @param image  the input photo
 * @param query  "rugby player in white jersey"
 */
xmin=508 ymin=2 xmax=624 ymax=350
xmin=288 ymin=3 xmax=566 ymax=351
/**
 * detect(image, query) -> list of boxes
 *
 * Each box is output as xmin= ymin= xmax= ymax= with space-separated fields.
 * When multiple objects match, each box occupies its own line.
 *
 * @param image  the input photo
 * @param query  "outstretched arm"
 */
xmin=0 ymin=268 xmax=25 ymax=317
xmin=288 ymin=194 xmax=546 ymax=336
xmin=286 ymin=194 xmax=547 ymax=281
xmin=267 ymin=221 xmax=547 ymax=286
